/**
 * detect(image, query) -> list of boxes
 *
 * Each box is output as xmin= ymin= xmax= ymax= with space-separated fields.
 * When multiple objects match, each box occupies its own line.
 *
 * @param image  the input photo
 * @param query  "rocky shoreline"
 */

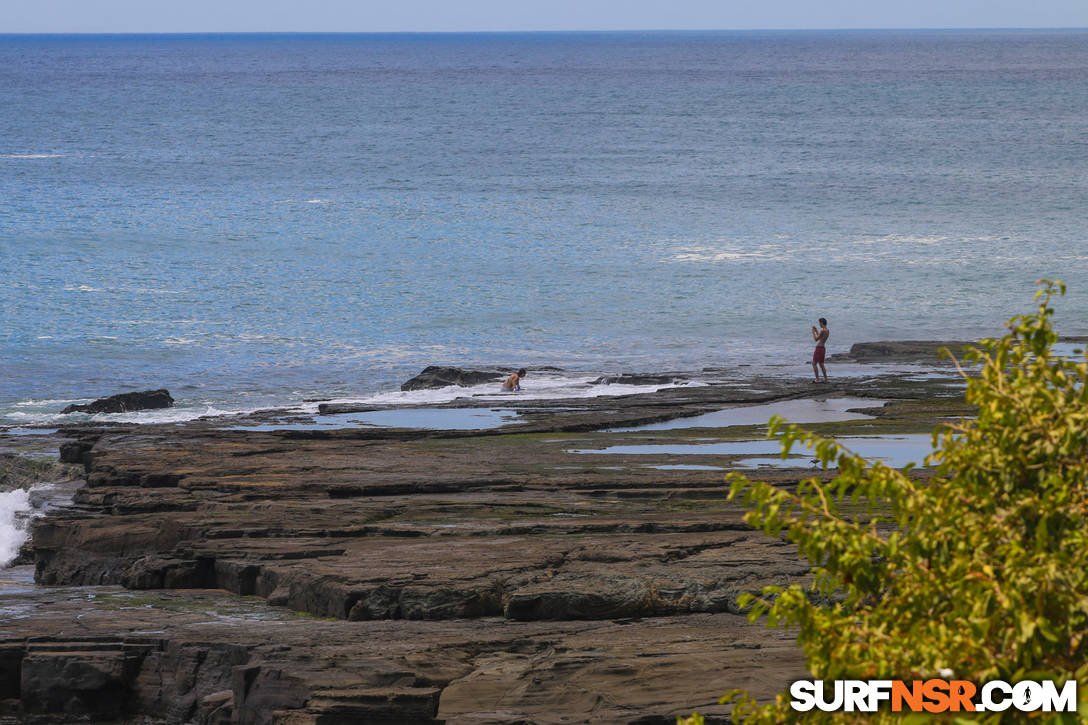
xmin=0 ymin=344 xmax=980 ymax=723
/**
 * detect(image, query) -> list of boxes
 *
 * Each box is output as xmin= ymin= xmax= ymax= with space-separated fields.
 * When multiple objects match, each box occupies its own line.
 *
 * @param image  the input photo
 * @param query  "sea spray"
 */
xmin=0 ymin=486 xmax=49 ymax=567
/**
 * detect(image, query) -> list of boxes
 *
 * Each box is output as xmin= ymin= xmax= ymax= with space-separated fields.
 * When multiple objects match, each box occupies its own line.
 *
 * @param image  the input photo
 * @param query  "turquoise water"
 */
xmin=3 ymin=31 xmax=1087 ymax=423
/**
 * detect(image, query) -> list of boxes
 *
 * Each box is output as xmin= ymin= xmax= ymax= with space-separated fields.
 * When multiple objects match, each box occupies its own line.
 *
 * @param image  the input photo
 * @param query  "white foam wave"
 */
xmin=4 ymin=404 xmax=251 ymax=427
xmin=130 ymin=287 xmax=180 ymax=295
xmin=665 ymin=234 xmax=1014 ymax=265
xmin=5 ymin=375 xmax=703 ymax=428
xmin=0 ymin=485 xmax=53 ymax=568
xmin=11 ymin=399 xmax=84 ymax=408
xmin=300 ymin=372 xmax=699 ymax=411
xmin=853 ymin=234 xmax=951 ymax=246
xmin=61 ymin=285 xmax=177 ymax=295
xmin=665 ymin=244 xmax=789 ymax=263
xmin=81 ymin=405 xmax=243 ymax=425
xmin=3 ymin=154 xmax=62 ymax=159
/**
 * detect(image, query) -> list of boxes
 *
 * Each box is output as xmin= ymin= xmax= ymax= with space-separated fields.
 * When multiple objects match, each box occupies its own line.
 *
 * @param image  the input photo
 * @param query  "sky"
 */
xmin=4 ymin=0 xmax=1088 ymax=34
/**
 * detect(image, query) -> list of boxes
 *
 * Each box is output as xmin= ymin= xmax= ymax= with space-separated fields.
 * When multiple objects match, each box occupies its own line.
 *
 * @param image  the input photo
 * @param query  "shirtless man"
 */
xmin=811 ymin=318 xmax=829 ymax=383
xmin=503 ymin=368 xmax=527 ymax=391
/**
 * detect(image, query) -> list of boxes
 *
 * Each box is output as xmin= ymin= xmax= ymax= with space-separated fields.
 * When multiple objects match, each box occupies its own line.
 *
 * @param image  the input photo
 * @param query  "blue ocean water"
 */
xmin=2 ymin=31 xmax=1087 ymax=422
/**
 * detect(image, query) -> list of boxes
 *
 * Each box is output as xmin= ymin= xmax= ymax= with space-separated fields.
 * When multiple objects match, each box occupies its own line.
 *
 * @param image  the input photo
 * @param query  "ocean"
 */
xmin=2 ymin=30 xmax=1087 ymax=424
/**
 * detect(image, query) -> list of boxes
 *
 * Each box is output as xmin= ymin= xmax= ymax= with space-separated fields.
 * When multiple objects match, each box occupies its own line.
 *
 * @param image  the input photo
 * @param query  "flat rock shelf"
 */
xmin=3 ymin=364 xmax=973 ymax=724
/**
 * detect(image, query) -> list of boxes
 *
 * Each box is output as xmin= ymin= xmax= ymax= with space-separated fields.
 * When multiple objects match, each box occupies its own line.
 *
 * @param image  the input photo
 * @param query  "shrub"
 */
xmin=719 ymin=281 xmax=1088 ymax=723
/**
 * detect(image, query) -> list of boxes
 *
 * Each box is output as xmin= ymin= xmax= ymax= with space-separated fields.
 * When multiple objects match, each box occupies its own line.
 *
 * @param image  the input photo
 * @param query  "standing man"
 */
xmin=811 ymin=318 xmax=829 ymax=383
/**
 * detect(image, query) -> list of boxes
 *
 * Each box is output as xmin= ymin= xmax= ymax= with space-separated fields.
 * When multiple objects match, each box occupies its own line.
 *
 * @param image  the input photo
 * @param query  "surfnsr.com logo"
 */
xmin=790 ymin=679 xmax=1078 ymax=713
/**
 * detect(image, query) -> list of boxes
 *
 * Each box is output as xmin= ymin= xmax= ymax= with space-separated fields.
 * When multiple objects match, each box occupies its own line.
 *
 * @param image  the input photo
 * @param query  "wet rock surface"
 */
xmin=590 ymin=374 xmax=684 ymax=386
xmin=837 ymin=336 xmax=1088 ymax=363
xmin=836 ymin=341 xmax=971 ymax=363
xmin=4 ymin=360 xmax=972 ymax=723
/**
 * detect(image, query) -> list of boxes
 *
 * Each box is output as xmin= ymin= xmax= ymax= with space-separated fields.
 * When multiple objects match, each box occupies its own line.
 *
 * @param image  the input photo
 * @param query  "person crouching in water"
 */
xmin=811 ymin=318 xmax=829 ymax=382
xmin=503 ymin=368 xmax=526 ymax=392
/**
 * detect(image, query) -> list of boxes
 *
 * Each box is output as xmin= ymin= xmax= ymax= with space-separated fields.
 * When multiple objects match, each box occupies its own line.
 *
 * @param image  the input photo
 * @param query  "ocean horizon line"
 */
xmin=3 ymin=27 xmax=1087 ymax=38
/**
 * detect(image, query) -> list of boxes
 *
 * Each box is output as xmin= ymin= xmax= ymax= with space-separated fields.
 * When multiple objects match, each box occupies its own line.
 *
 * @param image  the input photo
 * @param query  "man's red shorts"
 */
xmin=812 ymin=346 xmax=826 ymax=364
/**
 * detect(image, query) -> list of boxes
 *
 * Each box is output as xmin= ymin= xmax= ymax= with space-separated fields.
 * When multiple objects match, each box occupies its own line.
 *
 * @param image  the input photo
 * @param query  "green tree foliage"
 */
xmin=720 ymin=282 xmax=1088 ymax=723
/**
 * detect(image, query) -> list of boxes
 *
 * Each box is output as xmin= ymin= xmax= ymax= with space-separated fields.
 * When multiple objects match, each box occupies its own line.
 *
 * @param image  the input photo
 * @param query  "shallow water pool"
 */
xmin=611 ymin=397 xmax=884 ymax=432
xmin=574 ymin=433 xmax=937 ymax=469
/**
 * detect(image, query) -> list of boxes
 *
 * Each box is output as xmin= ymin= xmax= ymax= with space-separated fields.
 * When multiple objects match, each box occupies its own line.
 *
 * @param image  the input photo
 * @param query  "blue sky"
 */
xmin=5 ymin=0 xmax=1088 ymax=33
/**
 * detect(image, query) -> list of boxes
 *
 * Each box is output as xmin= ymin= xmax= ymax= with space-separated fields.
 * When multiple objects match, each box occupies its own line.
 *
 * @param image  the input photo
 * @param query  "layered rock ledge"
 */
xmin=5 ymin=365 xmax=972 ymax=723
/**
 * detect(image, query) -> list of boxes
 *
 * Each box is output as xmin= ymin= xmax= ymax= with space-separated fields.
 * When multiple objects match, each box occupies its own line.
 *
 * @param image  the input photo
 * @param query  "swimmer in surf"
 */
xmin=503 ymin=368 xmax=526 ymax=391
xmin=811 ymin=318 xmax=829 ymax=383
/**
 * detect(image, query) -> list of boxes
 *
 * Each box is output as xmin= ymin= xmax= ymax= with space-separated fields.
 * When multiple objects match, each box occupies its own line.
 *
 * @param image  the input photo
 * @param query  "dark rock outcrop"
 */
xmin=840 ymin=337 xmax=1088 ymax=364
xmin=61 ymin=390 xmax=174 ymax=415
xmin=842 ymin=341 xmax=971 ymax=363
xmin=592 ymin=374 xmax=679 ymax=386
xmin=401 ymin=367 xmax=505 ymax=391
